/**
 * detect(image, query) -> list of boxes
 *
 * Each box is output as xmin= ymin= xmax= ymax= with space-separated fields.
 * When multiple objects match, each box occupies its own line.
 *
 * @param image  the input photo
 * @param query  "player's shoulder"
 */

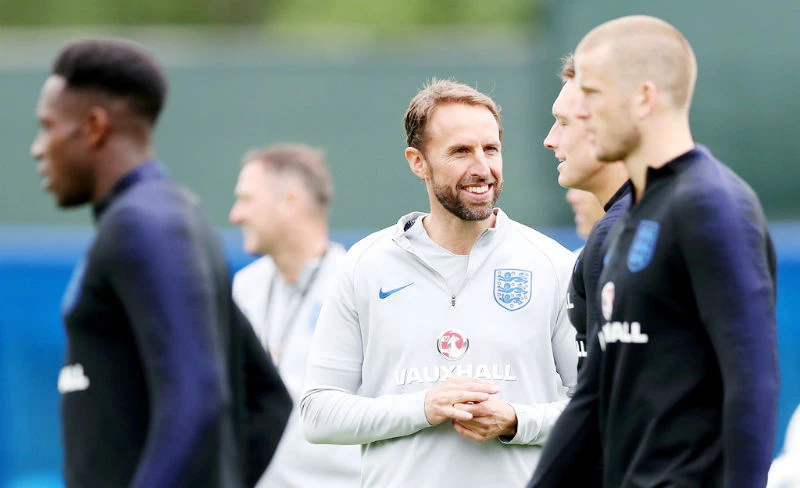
xmin=670 ymin=145 xmax=768 ymax=230
xmin=340 ymin=225 xmax=396 ymax=272
xmin=510 ymin=220 xmax=575 ymax=266
xmin=673 ymin=145 xmax=755 ymax=203
xmin=101 ymin=179 xmax=198 ymax=232
xmin=232 ymin=256 xmax=274 ymax=303
xmin=233 ymin=256 xmax=275 ymax=286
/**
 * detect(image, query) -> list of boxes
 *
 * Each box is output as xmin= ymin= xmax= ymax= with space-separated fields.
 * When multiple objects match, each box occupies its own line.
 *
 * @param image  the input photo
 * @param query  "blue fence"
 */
xmin=1 ymin=224 xmax=798 ymax=487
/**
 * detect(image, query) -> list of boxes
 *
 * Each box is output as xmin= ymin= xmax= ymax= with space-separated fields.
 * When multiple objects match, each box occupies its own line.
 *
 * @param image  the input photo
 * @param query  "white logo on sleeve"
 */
xmin=58 ymin=363 xmax=90 ymax=393
xmin=601 ymin=281 xmax=615 ymax=321
xmin=436 ymin=329 xmax=469 ymax=360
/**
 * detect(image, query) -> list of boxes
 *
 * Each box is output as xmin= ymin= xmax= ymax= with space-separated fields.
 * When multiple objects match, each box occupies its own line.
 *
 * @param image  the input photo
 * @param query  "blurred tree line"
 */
xmin=0 ymin=0 xmax=535 ymax=26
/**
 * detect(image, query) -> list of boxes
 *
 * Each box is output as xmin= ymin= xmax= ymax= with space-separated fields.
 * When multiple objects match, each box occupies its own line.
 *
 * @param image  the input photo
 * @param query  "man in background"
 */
xmin=32 ymin=38 xmax=291 ymax=488
xmin=565 ymin=188 xmax=605 ymax=242
xmin=230 ymin=144 xmax=361 ymax=487
xmin=544 ymin=53 xmax=631 ymax=370
xmin=530 ymin=16 xmax=778 ymax=487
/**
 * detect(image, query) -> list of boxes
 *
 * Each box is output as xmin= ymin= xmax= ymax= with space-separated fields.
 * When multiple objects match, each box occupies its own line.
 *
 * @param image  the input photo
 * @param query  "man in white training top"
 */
xmin=230 ymin=144 xmax=361 ymax=487
xmin=300 ymin=80 xmax=577 ymax=487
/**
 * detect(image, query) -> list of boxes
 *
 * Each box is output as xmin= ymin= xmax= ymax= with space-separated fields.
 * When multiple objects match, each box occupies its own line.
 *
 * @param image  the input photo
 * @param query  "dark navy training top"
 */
xmin=568 ymin=181 xmax=632 ymax=370
xmin=530 ymin=145 xmax=779 ymax=488
xmin=60 ymin=161 xmax=291 ymax=488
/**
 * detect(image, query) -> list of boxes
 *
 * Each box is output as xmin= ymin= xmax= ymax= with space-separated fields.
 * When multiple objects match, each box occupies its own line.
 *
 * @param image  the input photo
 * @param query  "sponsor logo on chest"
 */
xmin=395 ymin=363 xmax=518 ymax=386
xmin=394 ymin=328 xmax=518 ymax=385
xmin=597 ymin=281 xmax=649 ymax=351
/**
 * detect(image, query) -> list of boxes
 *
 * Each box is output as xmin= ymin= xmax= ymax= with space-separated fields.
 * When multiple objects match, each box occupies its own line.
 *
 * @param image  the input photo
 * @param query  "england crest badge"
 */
xmin=494 ymin=269 xmax=532 ymax=311
xmin=627 ymin=220 xmax=660 ymax=272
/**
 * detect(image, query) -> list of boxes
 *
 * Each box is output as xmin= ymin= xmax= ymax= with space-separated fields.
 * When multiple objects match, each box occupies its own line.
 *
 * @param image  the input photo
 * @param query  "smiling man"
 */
xmin=229 ymin=144 xmax=361 ymax=487
xmin=300 ymin=79 xmax=578 ymax=487
xmin=544 ymin=54 xmax=631 ymax=371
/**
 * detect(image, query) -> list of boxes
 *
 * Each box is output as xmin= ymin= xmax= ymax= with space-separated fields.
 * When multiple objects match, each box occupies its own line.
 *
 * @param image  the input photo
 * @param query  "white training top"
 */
xmin=767 ymin=404 xmax=800 ymax=488
xmin=301 ymin=209 xmax=577 ymax=488
xmin=232 ymin=242 xmax=361 ymax=488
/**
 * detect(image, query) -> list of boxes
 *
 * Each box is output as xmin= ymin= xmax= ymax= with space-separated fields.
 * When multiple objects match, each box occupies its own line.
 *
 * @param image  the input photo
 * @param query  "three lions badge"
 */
xmin=494 ymin=269 xmax=532 ymax=311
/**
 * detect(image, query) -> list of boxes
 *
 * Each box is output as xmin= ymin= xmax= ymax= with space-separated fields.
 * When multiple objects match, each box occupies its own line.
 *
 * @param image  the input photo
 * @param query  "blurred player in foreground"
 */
xmin=300 ymin=79 xmax=577 ymax=487
xmin=530 ymin=15 xmax=779 ymax=487
xmin=230 ymin=144 xmax=361 ymax=487
xmin=32 ymin=38 xmax=291 ymax=488
xmin=544 ymin=53 xmax=631 ymax=371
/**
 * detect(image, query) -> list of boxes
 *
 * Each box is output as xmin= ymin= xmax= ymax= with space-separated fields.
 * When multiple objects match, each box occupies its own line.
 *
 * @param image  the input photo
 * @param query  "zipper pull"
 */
xmin=451 ymin=295 xmax=456 ymax=307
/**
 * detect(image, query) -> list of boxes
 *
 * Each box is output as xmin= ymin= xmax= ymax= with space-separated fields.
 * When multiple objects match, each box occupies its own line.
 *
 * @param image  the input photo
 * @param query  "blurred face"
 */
xmin=566 ymin=188 xmax=604 ymax=239
xmin=543 ymin=80 xmax=605 ymax=190
xmin=575 ymin=47 xmax=640 ymax=162
xmin=229 ymin=162 xmax=285 ymax=255
xmin=31 ymin=76 xmax=95 ymax=207
xmin=418 ymin=103 xmax=503 ymax=222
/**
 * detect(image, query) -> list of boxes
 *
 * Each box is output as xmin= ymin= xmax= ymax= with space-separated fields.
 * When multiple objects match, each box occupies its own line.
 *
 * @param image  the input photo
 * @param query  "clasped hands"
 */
xmin=423 ymin=376 xmax=517 ymax=442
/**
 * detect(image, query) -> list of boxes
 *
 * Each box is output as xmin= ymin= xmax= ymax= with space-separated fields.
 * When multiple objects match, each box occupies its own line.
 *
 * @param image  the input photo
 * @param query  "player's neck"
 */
xmin=590 ymin=163 xmax=629 ymax=207
xmin=273 ymin=225 xmax=329 ymax=283
xmin=92 ymin=138 xmax=154 ymax=204
xmin=423 ymin=207 xmax=496 ymax=255
xmin=626 ymin=117 xmax=694 ymax=202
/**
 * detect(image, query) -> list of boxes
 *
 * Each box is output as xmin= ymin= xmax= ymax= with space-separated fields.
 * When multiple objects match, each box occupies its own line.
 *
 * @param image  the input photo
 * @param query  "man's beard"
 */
xmin=431 ymin=174 xmax=502 ymax=221
xmin=595 ymin=109 xmax=641 ymax=162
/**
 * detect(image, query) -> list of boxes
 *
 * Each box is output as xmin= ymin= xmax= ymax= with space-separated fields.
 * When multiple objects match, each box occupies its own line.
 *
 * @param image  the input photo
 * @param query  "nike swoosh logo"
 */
xmin=379 ymin=282 xmax=414 ymax=299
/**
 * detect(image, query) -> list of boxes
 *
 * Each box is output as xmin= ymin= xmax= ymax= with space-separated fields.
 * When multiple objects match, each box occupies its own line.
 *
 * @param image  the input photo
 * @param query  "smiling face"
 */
xmin=30 ymin=76 xmax=95 ymax=207
xmin=414 ymin=103 xmax=503 ymax=222
xmin=229 ymin=161 xmax=287 ymax=255
xmin=574 ymin=46 xmax=641 ymax=163
xmin=543 ymin=80 xmax=607 ymax=191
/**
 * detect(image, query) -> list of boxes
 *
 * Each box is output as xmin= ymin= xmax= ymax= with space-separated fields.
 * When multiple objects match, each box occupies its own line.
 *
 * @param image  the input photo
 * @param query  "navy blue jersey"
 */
xmin=568 ymin=182 xmax=632 ymax=370
xmin=60 ymin=162 xmax=291 ymax=488
xmin=530 ymin=145 xmax=779 ymax=487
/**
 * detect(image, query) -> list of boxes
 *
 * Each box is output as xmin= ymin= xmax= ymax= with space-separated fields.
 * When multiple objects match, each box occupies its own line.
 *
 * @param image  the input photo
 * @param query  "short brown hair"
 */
xmin=577 ymin=15 xmax=697 ymax=110
xmin=559 ymin=53 xmax=575 ymax=82
xmin=403 ymin=78 xmax=502 ymax=150
xmin=242 ymin=143 xmax=333 ymax=214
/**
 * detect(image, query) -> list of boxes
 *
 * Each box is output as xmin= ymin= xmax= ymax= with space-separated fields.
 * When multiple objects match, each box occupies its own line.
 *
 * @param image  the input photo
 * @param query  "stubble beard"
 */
xmin=431 ymin=176 xmax=503 ymax=222
xmin=595 ymin=111 xmax=641 ymax=163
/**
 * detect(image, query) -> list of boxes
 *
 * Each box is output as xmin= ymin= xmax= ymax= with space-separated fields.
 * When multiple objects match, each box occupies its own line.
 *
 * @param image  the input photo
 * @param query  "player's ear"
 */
xmin=83 ymin=106 xmax=110 ymax=149
xmin=405 ymin=146 xmax=428 ymax=180
xmin=636 ymin=81 xmax=659 ymax=118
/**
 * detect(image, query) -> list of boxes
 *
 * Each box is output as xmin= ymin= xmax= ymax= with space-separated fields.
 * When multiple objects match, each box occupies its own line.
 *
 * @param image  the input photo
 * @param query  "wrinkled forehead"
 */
xmin=426 ymin=103 xmax=500 ymax=142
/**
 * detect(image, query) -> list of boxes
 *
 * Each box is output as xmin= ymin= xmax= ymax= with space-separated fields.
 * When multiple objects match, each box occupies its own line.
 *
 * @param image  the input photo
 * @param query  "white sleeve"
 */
xmin=551 ymin=276 xmax=579 ymax=396
xmin=231 ymin=271 xmax=245 ymax=309
xmin=300 ymin=257 xmax=432 ymax=445
xmin=501 ymin=254 xmax=577 ymax=446
xmin=501 ymin=399 xmax=570 ymax=446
